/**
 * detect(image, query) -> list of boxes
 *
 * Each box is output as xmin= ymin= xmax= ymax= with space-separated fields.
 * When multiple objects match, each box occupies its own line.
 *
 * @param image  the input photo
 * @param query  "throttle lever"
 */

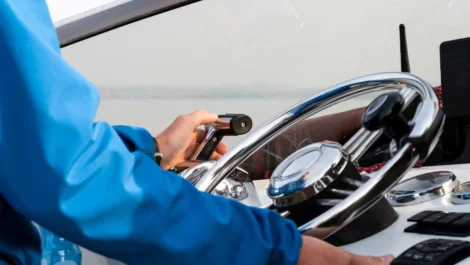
xmin=192 ymin=114 xmax=253 ymax=161
xmin=362 ymin=91 xmax=411 ymax=146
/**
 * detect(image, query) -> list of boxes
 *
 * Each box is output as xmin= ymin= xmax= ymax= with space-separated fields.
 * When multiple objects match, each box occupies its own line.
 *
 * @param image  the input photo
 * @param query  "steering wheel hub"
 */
xmin=267 ymin=142 xmax=356 ymax=208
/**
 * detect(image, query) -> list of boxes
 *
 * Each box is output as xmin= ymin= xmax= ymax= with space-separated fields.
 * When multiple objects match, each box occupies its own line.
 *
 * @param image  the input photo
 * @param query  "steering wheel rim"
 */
xmin=193 ymin=72 xmax=444 ymax=238
xmin=196 ymin=73 xmax=440 ymax=190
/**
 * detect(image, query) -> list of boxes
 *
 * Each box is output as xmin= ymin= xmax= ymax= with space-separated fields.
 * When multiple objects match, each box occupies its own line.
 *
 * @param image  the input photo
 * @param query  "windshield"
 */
xmin=59 ymin=0 xmax=461 ymax=178
xmin=47 ymin=0 xmax=115 ymax=22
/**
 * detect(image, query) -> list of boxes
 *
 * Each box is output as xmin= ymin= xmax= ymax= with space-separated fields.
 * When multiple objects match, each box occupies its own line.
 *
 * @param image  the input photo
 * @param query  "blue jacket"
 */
xmin=0 ymin=1 xmax=301 ymax=265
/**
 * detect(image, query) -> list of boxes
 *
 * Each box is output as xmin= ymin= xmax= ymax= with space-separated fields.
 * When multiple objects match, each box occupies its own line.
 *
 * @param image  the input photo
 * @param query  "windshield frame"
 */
xmin=55 ymin=0 xmax=201 ymax=48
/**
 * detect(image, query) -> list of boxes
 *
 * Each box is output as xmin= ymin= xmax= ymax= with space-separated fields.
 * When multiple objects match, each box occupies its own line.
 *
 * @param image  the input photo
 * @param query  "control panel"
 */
xmin=392 ymin=238 xmax=470 ymax=265
xmin=405 ymin=211 xmax=470 ymax=237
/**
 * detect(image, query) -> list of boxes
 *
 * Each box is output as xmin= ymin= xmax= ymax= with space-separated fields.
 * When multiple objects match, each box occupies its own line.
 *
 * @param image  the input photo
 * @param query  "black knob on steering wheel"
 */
xmin=362 ymin=92 xmax=411 ymax=141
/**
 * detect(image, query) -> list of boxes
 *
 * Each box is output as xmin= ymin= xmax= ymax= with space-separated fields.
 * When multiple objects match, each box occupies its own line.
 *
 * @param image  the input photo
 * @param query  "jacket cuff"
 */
xmin=113 ymin=125 xmax=155 ymax=160
xmin=269 ymin=215 xmax=303 ymax=265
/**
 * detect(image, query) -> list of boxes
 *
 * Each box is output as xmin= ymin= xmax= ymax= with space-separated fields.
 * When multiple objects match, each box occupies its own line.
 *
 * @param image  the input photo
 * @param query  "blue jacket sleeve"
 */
xmin=0 ymin=1 xmax=302 ymax=265
xmin=113 ymin=125 xmax=155 ymax=159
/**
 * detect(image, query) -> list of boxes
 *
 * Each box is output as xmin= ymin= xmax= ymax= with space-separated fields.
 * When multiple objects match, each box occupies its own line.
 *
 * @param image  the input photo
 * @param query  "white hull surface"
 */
xmin=253 ymin=164 xmax=470 ymax=265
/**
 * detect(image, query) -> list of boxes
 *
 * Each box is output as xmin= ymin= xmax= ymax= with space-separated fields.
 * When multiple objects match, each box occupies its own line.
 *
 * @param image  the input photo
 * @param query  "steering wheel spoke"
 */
xmin=344 ymin=85 xmax=419 ymax=163
xmin=343 ymin=128 xmax=383 ymax=163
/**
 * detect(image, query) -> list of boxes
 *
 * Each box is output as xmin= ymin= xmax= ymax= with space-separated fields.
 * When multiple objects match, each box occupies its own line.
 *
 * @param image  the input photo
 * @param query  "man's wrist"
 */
xmin=152 ymin=136 xmax=163 ymax=166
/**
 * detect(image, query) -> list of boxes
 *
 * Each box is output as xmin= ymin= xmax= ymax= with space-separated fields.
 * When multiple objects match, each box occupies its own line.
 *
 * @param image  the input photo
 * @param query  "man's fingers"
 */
xmin=207 ymin=147 xmax=227 ymax=160
xmin=350 ymin=254 xmax=394 ymax=265
xmin=188 ymin=109 xmax=218 ymax=126
xmin=211 ymin=152 xmax=222 ymax=160
xmin=380 ymin=255 xmax=395 ymax=264
xmin=215 ymin=142 xmax=229 ymax=155
xmin=298 ymin=236 xmax=393 ymax=265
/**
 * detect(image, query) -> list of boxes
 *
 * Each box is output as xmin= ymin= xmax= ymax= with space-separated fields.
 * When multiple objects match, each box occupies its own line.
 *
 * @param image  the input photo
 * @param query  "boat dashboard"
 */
xmin=254 ymin=164 xmax=470 ymax=264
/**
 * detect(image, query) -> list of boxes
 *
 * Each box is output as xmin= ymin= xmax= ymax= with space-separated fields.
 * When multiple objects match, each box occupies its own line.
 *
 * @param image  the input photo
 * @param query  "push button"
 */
xmin=423 ymin=254 xmax=436 ymax=261
xmin=421 ymin=212 xmax=446 ymax=224
xmin=408 ymin=211 xmax=435 ymax=222
xmin=411 ymin=253 xmax=424 ymax=260
xmin=436 ymin=212 xmax=465 ymax=224
xmin=405 ymin=211 xmax=470 ymax=237
xmin=402 ymin=250 xmax=415 ymax=259
xmin=452 ymin=214 xmax=470 ymax=226
xmin=420 ymin=247 xmax=434 ymax=253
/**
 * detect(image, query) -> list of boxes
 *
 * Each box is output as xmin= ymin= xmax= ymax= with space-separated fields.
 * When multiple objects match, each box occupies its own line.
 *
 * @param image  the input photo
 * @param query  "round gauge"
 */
xmin=385 ymin=171 xmax=458 ymax=206
xmin=451 ymin=181 xmax=470 ymax=204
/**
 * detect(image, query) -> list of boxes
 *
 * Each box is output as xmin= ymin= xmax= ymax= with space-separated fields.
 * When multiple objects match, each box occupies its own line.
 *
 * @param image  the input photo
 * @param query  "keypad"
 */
xmin=392 ymin=238 xmax=470 ymax=265
xmin=405 ymin=211 xmax=470 ymax=237
xmin=408 ymin=211 xmax=434 ymax=222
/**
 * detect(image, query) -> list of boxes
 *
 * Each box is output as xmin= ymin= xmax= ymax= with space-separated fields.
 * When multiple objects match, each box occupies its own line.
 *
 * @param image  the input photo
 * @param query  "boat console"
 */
xmin=162 ymin=34 xmax=470 ymax=262
xmin=169 ymin=71 xmax=470 ymax=264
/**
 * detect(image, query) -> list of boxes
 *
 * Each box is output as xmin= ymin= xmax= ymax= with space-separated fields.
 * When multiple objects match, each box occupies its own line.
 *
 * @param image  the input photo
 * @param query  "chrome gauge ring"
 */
xmin=179 ymin=161 xmax=262 ymax=208
xmin=267 ymin=141 xmax=358 ymax=208
xmin=386 ymin=171 xmax=459 ymax=206
xmin=451 ymin=181 xmax=470 ymax=205
xmin=184 ymin=72 xmax=444 ymax=240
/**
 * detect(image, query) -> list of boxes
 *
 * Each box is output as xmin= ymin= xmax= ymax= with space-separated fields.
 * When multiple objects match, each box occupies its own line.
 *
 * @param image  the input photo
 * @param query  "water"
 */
xmin=41 ymin=228 xmax=82 ymax=265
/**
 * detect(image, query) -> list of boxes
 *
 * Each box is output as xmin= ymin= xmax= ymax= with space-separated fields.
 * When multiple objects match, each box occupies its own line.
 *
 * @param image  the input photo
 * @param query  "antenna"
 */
xmin=399 ymin=24 xmax=410 ymax=72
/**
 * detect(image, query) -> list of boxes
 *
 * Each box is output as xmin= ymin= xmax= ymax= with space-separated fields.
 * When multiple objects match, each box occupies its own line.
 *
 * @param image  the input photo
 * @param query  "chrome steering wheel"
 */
xmin=181 ymin=72 xmax=444 ymax=239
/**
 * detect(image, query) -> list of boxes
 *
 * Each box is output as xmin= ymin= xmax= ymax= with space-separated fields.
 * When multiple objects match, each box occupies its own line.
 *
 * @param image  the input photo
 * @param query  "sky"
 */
xmin=49 ymin=0 xmax=470 ymax=92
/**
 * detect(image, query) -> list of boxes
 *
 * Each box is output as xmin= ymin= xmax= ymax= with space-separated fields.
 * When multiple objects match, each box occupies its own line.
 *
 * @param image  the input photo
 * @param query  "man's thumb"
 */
xmin=351 ymin=254 xmax=395 ymax=265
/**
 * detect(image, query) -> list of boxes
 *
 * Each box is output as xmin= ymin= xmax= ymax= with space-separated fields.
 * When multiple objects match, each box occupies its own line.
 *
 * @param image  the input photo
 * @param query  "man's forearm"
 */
xmin=0 ymin=1 xmax=301 ymax=265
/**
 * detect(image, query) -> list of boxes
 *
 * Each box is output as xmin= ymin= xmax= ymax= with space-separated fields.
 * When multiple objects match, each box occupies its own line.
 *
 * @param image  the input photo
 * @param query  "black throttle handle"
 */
xmin=193 ymin=114 xmax=253 ymax=161
xmin=362 ymin=92 xmax=411 ymax=143
xmin=216 ymin=114 xmax=253 ymax=136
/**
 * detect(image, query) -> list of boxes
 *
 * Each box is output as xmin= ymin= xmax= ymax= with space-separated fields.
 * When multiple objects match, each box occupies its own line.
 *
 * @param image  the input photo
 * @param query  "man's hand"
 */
xmin=155 ymin=110 xmax=229 ymax=169
xmin=298 ymin=236 xmax=394 ymax=265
